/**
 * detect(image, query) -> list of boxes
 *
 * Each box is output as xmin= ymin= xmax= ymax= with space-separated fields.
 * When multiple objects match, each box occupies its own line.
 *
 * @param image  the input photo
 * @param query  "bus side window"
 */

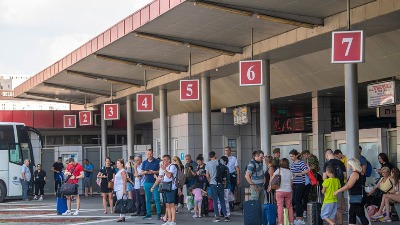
xmin=0 ymin=125 xmax=15 ymax=150
xmin=9 ymin=144 xmax=23 ymax=165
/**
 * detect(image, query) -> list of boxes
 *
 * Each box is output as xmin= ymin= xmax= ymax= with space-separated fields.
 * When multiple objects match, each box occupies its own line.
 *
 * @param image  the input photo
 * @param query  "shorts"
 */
xmin=321 ymin=202 xmax=338 ymax=220
xmin=194 ymin=199 xmax=202 ymax=207
xmin=126 ymin=182 xmax=133 ymax=192
xmin=84 ymin=177 xmax=92 ymax=188
xmin=164 ymin=189 xmax=177 ymax=204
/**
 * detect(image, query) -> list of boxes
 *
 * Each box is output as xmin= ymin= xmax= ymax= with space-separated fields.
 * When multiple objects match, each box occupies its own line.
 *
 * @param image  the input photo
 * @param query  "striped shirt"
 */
xmin=246 ymin=160 xmax=264 ymax=185
xmin=290 ymin=160 xmax=307 ymax=184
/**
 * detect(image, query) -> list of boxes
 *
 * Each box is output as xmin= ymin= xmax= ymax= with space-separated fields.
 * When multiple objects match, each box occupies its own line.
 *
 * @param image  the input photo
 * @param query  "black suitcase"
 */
xmin=307 ymin=185 xmax=323 ymax=225
xmin=244 ymin=200 xmax=262 ymax=225
xmin=201 ymin=196 xmax=209 ymax=216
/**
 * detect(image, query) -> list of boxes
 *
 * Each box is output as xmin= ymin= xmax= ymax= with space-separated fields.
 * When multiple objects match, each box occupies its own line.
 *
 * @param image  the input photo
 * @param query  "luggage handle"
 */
xmin=316 ymin=184 xmax=322 ymax=203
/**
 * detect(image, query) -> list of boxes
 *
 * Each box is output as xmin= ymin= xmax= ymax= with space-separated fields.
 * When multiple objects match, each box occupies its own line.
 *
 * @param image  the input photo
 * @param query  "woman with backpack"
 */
xmin=172 ymin=156 xmax=185 ymax=212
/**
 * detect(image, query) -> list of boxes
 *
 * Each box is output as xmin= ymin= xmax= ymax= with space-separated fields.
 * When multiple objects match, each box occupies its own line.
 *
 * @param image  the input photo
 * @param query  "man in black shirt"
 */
xmin=52 ymin=157 xmax=64 ymax=193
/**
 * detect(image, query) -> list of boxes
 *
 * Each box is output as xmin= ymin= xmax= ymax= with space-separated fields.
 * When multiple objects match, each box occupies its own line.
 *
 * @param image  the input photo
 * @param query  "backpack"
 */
xmin=328 ymin=161 xmax=344 ymax=186
xmin=174 ymin=165 xmax=186 ymax=188
xmin=215 ymin=160 xmax=227 ymax=184
xmin=360 ymin=156 xmax=372 ymax=177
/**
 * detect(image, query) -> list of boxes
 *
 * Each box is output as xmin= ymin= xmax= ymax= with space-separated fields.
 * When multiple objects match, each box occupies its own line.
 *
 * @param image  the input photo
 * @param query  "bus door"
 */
xmin=8 ymin=143 xmax=23 ymax=197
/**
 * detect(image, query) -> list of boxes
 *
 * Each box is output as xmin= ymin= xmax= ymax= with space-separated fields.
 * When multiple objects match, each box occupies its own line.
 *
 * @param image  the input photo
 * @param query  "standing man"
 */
xmin=83 ymin=159 xmax=94 ymax=197
xmin=224 ymin=147 xmax=240 ymax=209
xmin=20 ymin=159 xmax=31 ymax=201
xmin=132 ymin=155 xmax=146 ymax=217
xmin=62 ymin=158 xmax=84 ymax=216
xmin=141 ymin=149 xmax=161 ymax=220
xmin=206 ymin=151 xmax=229 ymax=222
xmin=33 ymin=164 xmax=46 ymax=200
xmin=184 ymin=154 xmax=197 ymax=193
xmin=333 ymin=150 xmax=347 ymax=168
xmin=244 ymin=150 xmax=265 ymax=205
xmin=52 ymin=157 xmax=64 ymax=194
xmin=358 ymin=146 xmax=368 ymax=175
xmin=271 ymin=148 xmax=281 ymax=168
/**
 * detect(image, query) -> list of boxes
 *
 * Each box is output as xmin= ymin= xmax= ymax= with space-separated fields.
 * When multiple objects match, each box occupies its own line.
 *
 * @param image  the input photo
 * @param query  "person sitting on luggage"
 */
xmin=321 ymin=165 xmax=341 ymax=225
xmin=191 ymin=183 xmax=207 ymax=218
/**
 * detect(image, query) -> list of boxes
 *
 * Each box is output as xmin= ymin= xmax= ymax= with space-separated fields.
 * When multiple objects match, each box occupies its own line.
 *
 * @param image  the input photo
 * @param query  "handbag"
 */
xmin=115 ymin=195 xmax=136 ymax=214
xmin=108 ymin=181 xmax=114 ymax=189
xmin=161 ymin=181 xmax=173 ymax=192
xmin=349 ymin=194 xmax=363 ymax=204
xmin=59 ymin=183 xmax=78 ymax=196
xmin=271 ymin=169 xmax=281 ymax=190
xmin=96 ymin=178 xmax=101 ymax=186
xmin=307 ymin=170 xmax=318 ymax=186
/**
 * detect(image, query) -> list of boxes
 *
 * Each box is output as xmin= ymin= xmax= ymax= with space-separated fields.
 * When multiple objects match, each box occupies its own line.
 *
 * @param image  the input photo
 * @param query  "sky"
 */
xmin=0 ymin=0 xmax=153 ymax=77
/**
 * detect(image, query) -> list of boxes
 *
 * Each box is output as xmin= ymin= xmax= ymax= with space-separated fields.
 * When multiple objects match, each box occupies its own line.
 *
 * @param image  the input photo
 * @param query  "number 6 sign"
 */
xmin=136 ymin=93 xmax=153 ymax=112
xmin=332 ymin=30 xmax=364 ymax=63
xmin=239 ymin=60 xmax=264 ymax=86
xmin=180 ymin=79 xmax=199 ymax=101
xmin=104 ymin=103 xmax=120 ymax=120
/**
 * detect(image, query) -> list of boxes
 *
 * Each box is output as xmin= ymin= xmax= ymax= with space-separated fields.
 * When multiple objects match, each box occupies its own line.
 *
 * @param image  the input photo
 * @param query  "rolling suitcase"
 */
xmin=244 ymin=200 xmax=262 ymax=225
xmin=263 ymin=192 xmax=277 ymax=225
xmin=56 ymin=196 xmax=67 ymax=215
xmin=307 ymin=185 xmax=323 ymax=225
xmin=201 ymin=195 xmax=209 ymax=216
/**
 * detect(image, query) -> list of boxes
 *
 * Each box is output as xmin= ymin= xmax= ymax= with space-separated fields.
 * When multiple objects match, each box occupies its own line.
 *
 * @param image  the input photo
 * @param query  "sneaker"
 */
xmin=62 ymin=210 xmax=71 ymax=216
xmin=73 ymin=210 xmax=79 ymax=215
xmin=372 ymin=212 xmax=383 ymax=219
xmin=193 ymin=214 xmax=198 ymax=218
xmin=382 ymin=217 xmax=392 ymax=223
xmin=295 ymin=220 xmax=306 ymax=225
xmin=170 ymin=222 xmax=176 ymax=225
xmin=143 ymin=215 xmax=152 ymax=220
xmin=39 ymin=196 xmax=43 ymax=201
xmin=161 ymin=222 xmax=170 ymax=225
xmin=178 ymin=203 xmax=182 ymax=208
xmin=213 ymin=217 xmax=220 ymax=222
xmin=176 ymin=209 xmax=179 ymax=213
xmin=33 ymin=196 xmax=38 ymax=200
xmin=224 ymin=217 xmax=230 ymax=222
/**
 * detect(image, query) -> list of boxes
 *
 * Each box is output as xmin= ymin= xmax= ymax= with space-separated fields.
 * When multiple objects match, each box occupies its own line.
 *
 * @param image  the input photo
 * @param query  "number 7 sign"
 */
xmin=332 ymin=30 xmax=364 ymax=63
xmin=136 ymin=93 xmax=153 ymax=112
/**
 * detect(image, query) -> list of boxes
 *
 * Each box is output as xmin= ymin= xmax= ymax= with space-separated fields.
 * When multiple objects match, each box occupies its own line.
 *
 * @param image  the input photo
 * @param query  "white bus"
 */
xmin=0 ymin=122 xmax=42 ymax=202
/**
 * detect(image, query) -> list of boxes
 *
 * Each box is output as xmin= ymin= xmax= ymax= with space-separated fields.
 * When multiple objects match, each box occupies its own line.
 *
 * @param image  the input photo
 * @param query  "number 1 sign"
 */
xmin=239 ymin=60 xmax=264 ymax=86
xmin=64 ymin=115 xmax=76 ymax=128
xmin=332 ymin=30 xmax=364 ymax=63
xmin=104 ymin=103 xmax=120 ymax=120
xmin=136 ymin=93 xmax=153 ymax=112
xmin=79 ymin=111 xmax=93 ymax=126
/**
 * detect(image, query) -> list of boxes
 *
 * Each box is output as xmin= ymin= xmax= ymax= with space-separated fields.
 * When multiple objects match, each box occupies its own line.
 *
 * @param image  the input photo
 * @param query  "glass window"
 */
xmin=64 ymin=135 xmax=81 ymax=145
xmin=9 ymin=143 xmax=23 ymax=165
xmin=136 ymin=134 xmax=143 ymax=145
xmin=228 ymin=139 xmax=237 ymax=148
xmin=107 ymin=135 xmax=116 ymax=145
xmin=0 ymin=125 xmax=15 ymax=149
xmin=117 ymin=135 xmax=127 ymax=145
xmin=82 ymin=135 xmax=99 ymax=145
xmin=272 ymin=144 xmax=300 ymax=160
xmin=46 ymin=136 xmax=63 ymax=145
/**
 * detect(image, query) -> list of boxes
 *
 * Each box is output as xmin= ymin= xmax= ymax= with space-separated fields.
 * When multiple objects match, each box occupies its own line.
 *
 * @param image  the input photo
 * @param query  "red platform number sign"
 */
xmin=64 ymin=115 xmax=76 ymax=128
xmin=180 ymin=79 xmax=199 ymax=101
xmin=79 ymin=111 xmax=92 ymax=126
xmin=104 ymin=104 xmax=120 ymax=120
xmin=239 ymin=60 xmax=264 ymax=86
xmin=136 ymin=93 xmax=153 ymax=112
xmin=332 ymin=30 xmax=364 ymax=63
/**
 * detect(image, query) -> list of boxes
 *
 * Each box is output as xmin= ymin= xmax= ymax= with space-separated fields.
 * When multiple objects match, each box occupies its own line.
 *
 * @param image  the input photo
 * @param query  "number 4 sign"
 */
xmin=79 ymin=111 xmax=93 ymax=126
xmin=104 ymin=103 xmax=120 ymax=120
xmin=64 ymin=115 xmax=76 ymax=128
xmin=137 ymin=93 xmax=153 ymax=112
xmin=332 ymin=30 xmax=364 ymax=63
xmin=239 ymin=60 xmax=264 ymax=86
xmin=180 ymin=80 xmax=199 ymax=101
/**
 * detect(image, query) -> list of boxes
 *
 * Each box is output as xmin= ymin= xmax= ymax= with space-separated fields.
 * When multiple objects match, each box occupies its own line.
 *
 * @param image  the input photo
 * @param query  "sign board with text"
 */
xmin=239 ymin=60 xmax=264 ymax=86
xmin=376 ymin=105 xmax=396 ymax=118
xmin=233 ymin=106 xmax=251 ymax=125
xmin=180 ymin=79 xmax=200 ymax=101
xmin=79 ymin=111 xmax=93 ymax=126
xmin=104 ymin=103 xmax=120 ymax=120
xmin=136 ymin=93 xmax=153 ymax=112
xmin=367 ymin=80 xmax=400 ymax=107
xmin=63 ymin=115 xmax=77 ymax=128
xmin=332 ymin=30 xmax=364 ymax=63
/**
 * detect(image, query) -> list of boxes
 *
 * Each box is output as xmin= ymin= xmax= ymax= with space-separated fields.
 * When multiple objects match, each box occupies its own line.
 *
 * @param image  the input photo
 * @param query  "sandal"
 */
xmin=372 ymin=212 xmax=383 ymax=219
xmin=381 ymin=217 xmax=392 ymax=222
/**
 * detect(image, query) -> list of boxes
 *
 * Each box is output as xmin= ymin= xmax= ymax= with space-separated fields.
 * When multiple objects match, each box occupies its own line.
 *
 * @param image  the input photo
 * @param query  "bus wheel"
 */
xmin=0 ymin=181 xmax=6 ymax=203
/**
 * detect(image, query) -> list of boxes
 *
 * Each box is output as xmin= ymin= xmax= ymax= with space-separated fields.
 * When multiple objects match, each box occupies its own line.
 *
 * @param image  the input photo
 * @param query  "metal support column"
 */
xmin=345 ymin=63 xmax=359 ymax=160
xmin=260 ymin=60 xmax=271 ymax=155
xmin=160 ymin=88 xmax=168 ymax=157
xmin=126 ymin=96 xmax=134 ymax=157
xmin=101 ymin=105 xmax=107 ymax=163
xmin=202 ymin=72 xmax=211 ymax=159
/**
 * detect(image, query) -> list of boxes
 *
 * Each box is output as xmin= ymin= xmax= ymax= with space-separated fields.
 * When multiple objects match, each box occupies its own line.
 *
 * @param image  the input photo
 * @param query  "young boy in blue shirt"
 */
xmin=321 ymin=165 xmax=341 ymax=225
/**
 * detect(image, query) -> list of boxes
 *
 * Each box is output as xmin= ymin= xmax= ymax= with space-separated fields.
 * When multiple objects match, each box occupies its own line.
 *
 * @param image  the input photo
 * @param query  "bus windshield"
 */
xmin=0 ymin=124 xmax=34 ymax=165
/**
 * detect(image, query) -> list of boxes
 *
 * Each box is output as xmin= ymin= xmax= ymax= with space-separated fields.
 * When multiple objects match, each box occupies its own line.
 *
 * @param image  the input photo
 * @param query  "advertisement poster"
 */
xmin=367 ymin=81 xmax=398 ymax=107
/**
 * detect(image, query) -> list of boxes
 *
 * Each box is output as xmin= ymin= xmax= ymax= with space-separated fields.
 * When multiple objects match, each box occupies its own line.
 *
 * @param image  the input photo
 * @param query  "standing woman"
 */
xmin=376 ymin=153 xmax=393 ymax=176
xmin=114 ymin=159 xmax=127 ymax=222
xmin=334 ymin=158 xmax=369 ymax=225
xmin=289 ymin=149 xmax=309 ymax=224
xmin=172 ymin=156 xmax=184 ymax=209
xmin=33 ymin=164 xmax=47 ymax=200
xmin=264 ymin=156 xmax=277 ymax=202
xmin=97 ymin=157 xmax=116 ymax=214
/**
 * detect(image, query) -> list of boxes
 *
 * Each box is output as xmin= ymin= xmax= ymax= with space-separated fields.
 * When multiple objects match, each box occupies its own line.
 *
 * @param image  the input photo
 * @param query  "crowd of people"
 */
xmin=19 ymin=145 xmax=400 ymax=224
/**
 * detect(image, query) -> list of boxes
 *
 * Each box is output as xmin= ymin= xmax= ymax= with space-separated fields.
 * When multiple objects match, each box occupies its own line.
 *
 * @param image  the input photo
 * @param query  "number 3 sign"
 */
xmin=180 ymin=80 xmax=199 ymax=101
xmin=332 ymin=30 xmax=364 ymax=63
xmin=239 ymin=60 xmax=264 ymax=86
xmin=104 ymin=103 xmax=120 ymax=120
xmin=136 ymin=93 xmax=153 ymax=112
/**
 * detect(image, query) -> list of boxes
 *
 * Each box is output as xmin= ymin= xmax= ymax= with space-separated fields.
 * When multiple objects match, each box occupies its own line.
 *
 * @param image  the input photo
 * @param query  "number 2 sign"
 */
xmin=239 ymin=60 xmax=264 ymax=86
xmin=136 ymin=93 xmax=153 ymax=112
xmin=104 ymin=103 xmax=120 ymax=120
xmin=79 ymin=111 xmax=92 ymax=126
xmin=332 ymin=30 xmax=364 ymax=63
xmin=64 ymin=115 xmax=76 ymax=128
xmin=180 ymin=79 xmax=199 ymax=101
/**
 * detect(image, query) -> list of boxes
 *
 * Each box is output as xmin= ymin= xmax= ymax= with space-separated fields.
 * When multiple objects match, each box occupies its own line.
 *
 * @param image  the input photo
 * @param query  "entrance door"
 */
xmin=41 ymin=148 xmax=55 ymax=194
xmin=84 ymin=147 xmax=101 ymax=193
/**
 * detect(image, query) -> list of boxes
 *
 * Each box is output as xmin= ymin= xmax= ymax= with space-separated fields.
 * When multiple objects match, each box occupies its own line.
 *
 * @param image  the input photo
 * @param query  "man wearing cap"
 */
xmin=271 ymin=148 xmax=280 ymax=168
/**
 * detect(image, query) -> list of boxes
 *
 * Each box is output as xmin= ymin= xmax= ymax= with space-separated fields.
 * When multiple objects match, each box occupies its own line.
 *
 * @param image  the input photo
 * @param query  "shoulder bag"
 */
xmin=271 ymin=168 xmax=281 ymax=190
xmin=107 ymin=168 xmax=114 ymax=189
xmin=59 ymin=166 xmax=78 ymax=196
xmin=115 ymin=195 xmax=136 ymax=214
xmin=349 ymin=172 xmax=365 ymax=204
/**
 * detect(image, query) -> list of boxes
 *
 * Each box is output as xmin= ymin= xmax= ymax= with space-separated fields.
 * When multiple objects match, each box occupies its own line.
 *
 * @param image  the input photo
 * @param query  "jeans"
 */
xmin=276 ymin=191 xmax=294 ymax=224
xmin=292 ymin=183 xmax=306 ymax=217
xmin=144 ymin=182 xmax=161 ymax=216
xmin=20 ymin=179 xmax=29 ymax=200
xmin=210 ymin=184 xmax=227 ymax=217
xmin=34 ymin=182 xmax=45 ymax=196
xmin=135 ymin=188 xmax=146 ymax=215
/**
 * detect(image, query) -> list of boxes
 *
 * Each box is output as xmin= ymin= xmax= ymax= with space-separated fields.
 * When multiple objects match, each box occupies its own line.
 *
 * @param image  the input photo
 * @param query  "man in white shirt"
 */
xmin=20 ymin=159 xmax=31 ymax=201
xmin=224 ymin=147 xmax=240 ymax=209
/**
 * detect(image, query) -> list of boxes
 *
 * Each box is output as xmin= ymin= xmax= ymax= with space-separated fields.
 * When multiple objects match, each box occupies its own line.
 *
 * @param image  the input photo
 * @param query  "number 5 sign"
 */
xmin=332 ymin=30 xmax=364 ymax=63
xmin=239 ymin=60 xmax=264 ymax=86
xmin=136 ymin=93 xmax=153 ymax=112
xmin=79 ymin=111 xmax=93 ymax=126
xmin=104 ymin=103 xmax=120 ymax=120
xmin=180 ymin=79 xmax=199 ymax=101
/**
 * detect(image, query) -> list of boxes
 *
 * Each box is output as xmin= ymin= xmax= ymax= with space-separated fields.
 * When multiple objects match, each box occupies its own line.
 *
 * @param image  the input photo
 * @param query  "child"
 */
xmin=191 ymin=183 xmax=206 ymax=218
xmin=321 ymin=165 xmax=342 ymax=225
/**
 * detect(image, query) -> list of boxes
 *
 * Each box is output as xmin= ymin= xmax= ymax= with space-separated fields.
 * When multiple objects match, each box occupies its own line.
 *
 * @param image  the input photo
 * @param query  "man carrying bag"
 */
xmin=61 ymin=158 xmax=84 ymax=216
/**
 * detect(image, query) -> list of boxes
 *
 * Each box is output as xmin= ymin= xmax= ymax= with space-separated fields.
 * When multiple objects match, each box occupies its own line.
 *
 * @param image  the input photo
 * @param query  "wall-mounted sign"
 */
xmin=239 ymin=60 xmax=264 ymax=86
xmin=332 ymin=30 xmax=364 ymax=63
xmin=63 ymin=115 xmax=77 ymax=128
xmin=79 ymin=111 xmax=93 ymax=126
xmin=180 ymin=79 xmax=200 ymax=101
xmin=104 ymin=103 xmax=120 ymax=120
xmin=376 ymin=105 xmax=396 ymax=118
xmin=136 ymin=93 xmax=153 ymax=112
xmin=233 ymin=106 xmax=251 ymax=125
xmin=367 ymin=80 xmax=399 ymax=107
